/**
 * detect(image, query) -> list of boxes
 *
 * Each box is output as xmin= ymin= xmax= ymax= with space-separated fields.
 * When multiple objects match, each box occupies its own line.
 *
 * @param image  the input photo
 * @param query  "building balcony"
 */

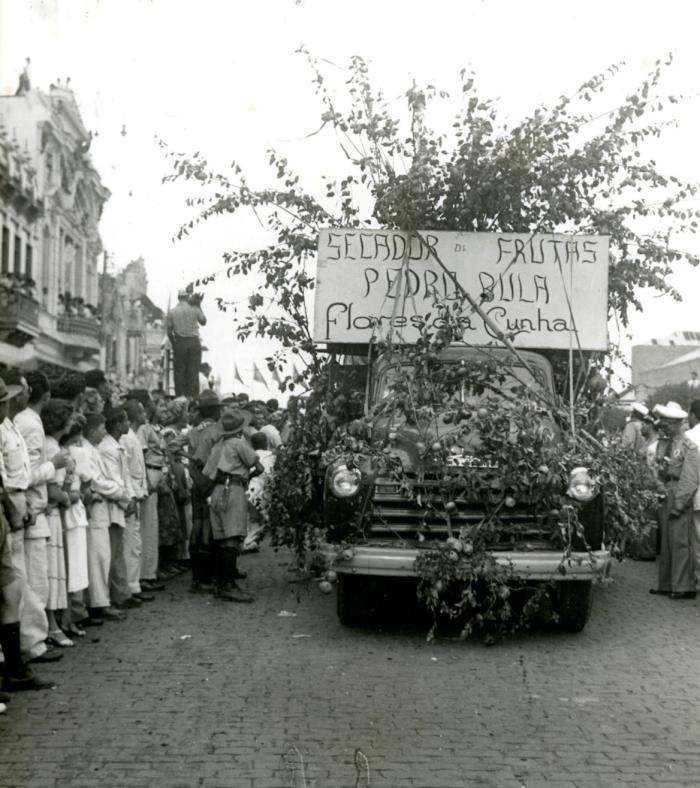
xmin=56 ymin=314 xmax=101 ymax=359
xmin=0 ymin=287 xmax=40 ymax=346
xmin=57 ymin=314 xmax=100 ymax=340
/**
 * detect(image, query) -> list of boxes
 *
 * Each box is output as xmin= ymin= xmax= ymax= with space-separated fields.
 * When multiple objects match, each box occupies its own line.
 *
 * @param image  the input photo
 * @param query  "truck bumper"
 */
xmin=322 ymin=544 xmax=613 ymax=581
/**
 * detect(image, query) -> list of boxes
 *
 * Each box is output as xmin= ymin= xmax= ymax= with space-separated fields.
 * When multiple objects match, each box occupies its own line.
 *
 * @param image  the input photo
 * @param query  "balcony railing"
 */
xmin=0 ymin=288 xmax=40 ymax=346
xmin=57 ymin=314 xmax=100 ymax=340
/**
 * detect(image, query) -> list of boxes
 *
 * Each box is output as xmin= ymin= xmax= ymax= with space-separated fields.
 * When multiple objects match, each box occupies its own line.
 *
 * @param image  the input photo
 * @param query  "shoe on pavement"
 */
xmin=100 ymin=607 xmax=127 ymax=621
xmin=77 ymin=616 xmax=104 ymax=628
xmin=189 ymin=582 xmax=215 ymax=594
xmin=2 ymin=670 xmax=56 ymax=692
xmin=0 ymin=690 xmax=11 ymax=703
xmin=670 ymin=591 xmax=696 ymax=600
xmin=215 ymin=586 xmax=254 ymax=603
xmin=115 ymin=597 xmax=142 ymax=610
xmin=141 ymin=580 xmax=166 ymax=591
xmin=649 ymin=589 xmax=670 ymax=595
xmin=27 ymin=647 xmax=64 ymax=664
xmin=47 ymin=629 xmax=74 ymax=648
xmin=133 ymin=592 xmax=155 ymax=602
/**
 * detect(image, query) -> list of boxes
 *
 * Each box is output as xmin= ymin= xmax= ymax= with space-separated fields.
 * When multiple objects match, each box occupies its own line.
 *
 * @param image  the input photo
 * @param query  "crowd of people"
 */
xmin=623 ymin=399 xmax=700 ymax=599
xmin=0 ymin=365 xmax=285 ymax=714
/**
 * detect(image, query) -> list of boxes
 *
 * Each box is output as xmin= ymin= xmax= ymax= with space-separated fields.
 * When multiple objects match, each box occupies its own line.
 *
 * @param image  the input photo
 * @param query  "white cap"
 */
xmin=630 ymin=402 xmax=649 ymax=418
xmin=652 ymin=401 xmax=688 ymax=420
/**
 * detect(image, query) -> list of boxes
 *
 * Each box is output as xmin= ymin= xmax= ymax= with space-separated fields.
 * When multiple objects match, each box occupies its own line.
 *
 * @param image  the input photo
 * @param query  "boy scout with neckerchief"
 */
xmin=203 ymin=410 xmax=262 ymax=602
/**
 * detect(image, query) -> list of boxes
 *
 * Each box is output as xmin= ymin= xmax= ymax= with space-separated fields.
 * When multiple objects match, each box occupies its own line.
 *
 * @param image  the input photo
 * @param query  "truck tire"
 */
xmin=556 ymin=580 xmax=594 ymax=632
xmin=337 ymin=574 xmax=369 ymax=627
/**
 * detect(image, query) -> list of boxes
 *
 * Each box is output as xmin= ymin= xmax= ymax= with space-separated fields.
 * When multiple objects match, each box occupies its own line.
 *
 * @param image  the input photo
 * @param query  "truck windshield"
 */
xmin=378 ymin=361 xmax=546 ymax=406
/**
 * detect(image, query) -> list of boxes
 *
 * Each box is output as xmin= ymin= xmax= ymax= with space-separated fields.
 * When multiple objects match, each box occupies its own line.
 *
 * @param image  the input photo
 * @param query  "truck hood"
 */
xmin=371 ymin=409 xmax=489 ymax=474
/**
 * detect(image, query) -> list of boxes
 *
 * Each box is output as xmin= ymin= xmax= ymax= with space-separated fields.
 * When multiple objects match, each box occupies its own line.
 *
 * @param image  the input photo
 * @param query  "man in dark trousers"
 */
xmin=650 ymin=401 xmax=700 ymax=599
xmin=165 ymin=290 xmax=206 ymax=398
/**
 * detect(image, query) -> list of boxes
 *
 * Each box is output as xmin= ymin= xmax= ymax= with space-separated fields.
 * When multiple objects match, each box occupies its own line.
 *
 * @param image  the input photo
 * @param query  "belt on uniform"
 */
xmin=215 ymin=472 xmax=247 ymax=487
xmin=146 ymin=464 xmax=163 ymax=470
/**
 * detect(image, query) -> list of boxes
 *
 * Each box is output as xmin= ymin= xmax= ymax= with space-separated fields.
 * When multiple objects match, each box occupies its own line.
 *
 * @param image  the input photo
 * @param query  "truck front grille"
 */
xmin=370 ymin=475 xmax=553 ymax=545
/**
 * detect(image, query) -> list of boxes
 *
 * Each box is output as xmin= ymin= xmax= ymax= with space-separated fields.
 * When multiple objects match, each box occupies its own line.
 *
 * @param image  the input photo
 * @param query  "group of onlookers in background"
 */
xmin=0 ymin=365 xmax=285 ymax=714
xmin=623 ymin=399 xmax=700 ymax=600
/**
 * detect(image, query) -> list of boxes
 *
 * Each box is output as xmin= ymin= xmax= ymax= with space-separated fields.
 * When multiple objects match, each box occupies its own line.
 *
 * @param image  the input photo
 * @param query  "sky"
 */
xmin=1 ymin=0 xmax=700 ymax=394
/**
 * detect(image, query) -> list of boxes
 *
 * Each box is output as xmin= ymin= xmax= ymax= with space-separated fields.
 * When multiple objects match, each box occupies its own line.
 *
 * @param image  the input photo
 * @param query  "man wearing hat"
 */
xmin=621 ymin=403 xmax=649 ymax=454
xmin=650 ymin=401 xmax=700 ymax=599
xmin=165 ymin=289 xmax=207 ymax=398
xmin=685 ymin=399 xmax=700 ymax=588
xmin=0 ymin=376 xmax=56 ymax=691
xmin=187 ymin=389 xmax=225 ymax=593
xmin=203 ymin=410 xmax=262 ymax=602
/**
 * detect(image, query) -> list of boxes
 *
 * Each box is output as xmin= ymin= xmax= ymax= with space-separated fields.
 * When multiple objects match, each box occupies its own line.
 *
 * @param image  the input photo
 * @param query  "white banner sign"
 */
xmin=313 ymin=230 xmax=609 ymax=350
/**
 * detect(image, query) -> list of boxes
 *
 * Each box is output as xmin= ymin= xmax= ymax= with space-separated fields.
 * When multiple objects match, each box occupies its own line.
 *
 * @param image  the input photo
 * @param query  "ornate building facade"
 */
xmin=0 ymin=77 xmax=109 ymax=373
xmin=100 ymin=257 xmax=166 ymax=391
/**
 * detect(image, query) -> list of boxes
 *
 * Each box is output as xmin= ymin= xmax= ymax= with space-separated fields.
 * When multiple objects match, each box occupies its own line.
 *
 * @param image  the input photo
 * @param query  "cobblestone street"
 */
xmin=2 ymin=549 xmax=700 ymax=788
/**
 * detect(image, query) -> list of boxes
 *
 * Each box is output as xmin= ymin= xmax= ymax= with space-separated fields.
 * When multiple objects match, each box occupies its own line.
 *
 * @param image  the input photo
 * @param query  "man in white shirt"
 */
xmin=83 ymin=413 xmax=130 ymax=622
xmin=3 ymin=371 xmax=69 ymax=664
xmin=0 ymin=376 xmax=55 ymax=692
xmin=685 ymin=400 xmax=700 ymax=587
xmin=121 ymin=400 xmax=153 ymax=603
xmin=99 ymin=409 xmax=138 ymax=610
xmin=14 ymin=372 xmax=67 ymax=606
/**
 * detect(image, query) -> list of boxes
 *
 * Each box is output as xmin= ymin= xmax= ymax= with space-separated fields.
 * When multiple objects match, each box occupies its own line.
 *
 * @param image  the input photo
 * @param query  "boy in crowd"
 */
xmin=83 ymin=413 xmax=130 ymax=621
xmin=99 ymin=409 xmax=139 ymax=610
xmin=121 ymin=400 xmax=153 ymax=603
xmin=203 ymin=411 xmax=262 ymax=603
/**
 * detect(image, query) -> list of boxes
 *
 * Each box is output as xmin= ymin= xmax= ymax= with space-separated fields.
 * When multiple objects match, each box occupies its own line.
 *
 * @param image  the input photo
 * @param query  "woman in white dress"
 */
xmin=41 ymin=399 xmax=76 ymax=646
xmin=59 ymin=424 xmax=90 ymax=637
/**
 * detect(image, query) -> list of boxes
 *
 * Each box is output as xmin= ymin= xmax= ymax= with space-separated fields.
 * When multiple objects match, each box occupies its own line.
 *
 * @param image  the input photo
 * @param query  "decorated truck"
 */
xmin=313 ymin=229 xmax=613 ymax=633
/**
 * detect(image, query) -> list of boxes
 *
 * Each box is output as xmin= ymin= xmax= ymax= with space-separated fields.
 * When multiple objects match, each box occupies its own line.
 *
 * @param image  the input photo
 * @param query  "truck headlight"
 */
xmin=330 ymin=464 xmax=361 ymax=498
xmin=567 ymin=467 xmax=596 ymax=502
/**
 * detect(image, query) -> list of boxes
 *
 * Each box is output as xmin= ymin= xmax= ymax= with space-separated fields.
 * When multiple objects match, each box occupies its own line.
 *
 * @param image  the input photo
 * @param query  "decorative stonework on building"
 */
xmin=100 ymin=257 xmax=166 ymax=390
xmin=0 ymin=76 xmax=110 ymax=371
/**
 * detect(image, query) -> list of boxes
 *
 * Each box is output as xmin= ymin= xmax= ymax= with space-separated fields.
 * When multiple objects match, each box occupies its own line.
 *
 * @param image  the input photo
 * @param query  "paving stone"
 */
xmin=1 ymin=553 xmax=700 ymax=786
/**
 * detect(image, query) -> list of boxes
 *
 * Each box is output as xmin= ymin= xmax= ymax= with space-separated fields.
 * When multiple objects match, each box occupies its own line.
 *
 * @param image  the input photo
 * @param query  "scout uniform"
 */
xmin=652 ymin=402 xmax=700 ymax=597
xmin=203 ymin=410 xmax=259 ymax=602
xmin=187 ymin=390 xmax=225 ymax=591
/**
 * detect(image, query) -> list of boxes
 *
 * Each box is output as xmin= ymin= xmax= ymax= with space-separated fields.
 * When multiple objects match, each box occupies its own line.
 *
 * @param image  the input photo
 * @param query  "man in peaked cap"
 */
xmin=650 ymin=401 xmax=700 ymax=599
xmin=621 ymin=403 xmax=649 ymax=454
xmin=684 ymin=399 xmax=700 ymax=589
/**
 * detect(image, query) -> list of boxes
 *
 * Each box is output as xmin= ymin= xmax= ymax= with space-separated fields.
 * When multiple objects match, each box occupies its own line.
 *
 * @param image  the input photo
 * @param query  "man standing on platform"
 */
xmin=165 ymin=290 xmax=206 ymax=398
